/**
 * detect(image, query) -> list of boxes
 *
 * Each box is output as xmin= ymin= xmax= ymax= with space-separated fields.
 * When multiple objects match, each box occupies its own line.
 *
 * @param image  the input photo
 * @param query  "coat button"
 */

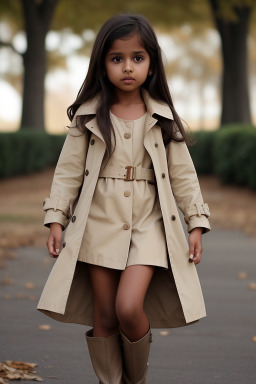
xmin=124 ymin=133 xmax=131 ymax=139
xmin=90 ymin=139 xmax=95 ymax=145
xmin=124 ymin=190 xmax=131 ymax=197
xmin=123 ymin=223 xmax=130 ymax=230
xmin=71 ymin=215 xmax=76 ymax=223
xmin=162 ymin=173 xmax=165 ymax=178
xmin=171 ymin=215 xmax=176 ymax=221
xmin=155 ymin=143 xmax=158 ymax=147
xmin=85 ymin=169 xmax=89 ymax=176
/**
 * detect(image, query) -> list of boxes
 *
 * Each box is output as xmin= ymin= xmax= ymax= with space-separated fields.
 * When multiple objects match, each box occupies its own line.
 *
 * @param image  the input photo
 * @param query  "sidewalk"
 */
xmin=0 ymin=226 xmax=256 ymax=384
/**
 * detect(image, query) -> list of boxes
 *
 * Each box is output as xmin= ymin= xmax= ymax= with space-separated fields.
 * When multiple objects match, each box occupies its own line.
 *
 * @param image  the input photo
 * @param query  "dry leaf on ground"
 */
xmin=248 ymin=283 xmax=256 ymax=291
xmin=25 ymin=282 xmax=35 ymax=289
xmin=160 ymin=331 xmax=170 ymax=336
xmin=252 ymin=336 xmax=256 ymax=342
xmin=0 ymin=360 xmax=43 ymax=382
xmin=237 ymin=272 xmax=248 ymax=280
xmin=0 ymin=278 xmax=14 ymax=286
xmin=38 ymin=324 xmax=51 ymax=331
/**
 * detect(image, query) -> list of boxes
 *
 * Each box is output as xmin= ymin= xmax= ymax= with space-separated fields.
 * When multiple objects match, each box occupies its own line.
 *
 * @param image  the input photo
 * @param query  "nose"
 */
xmin=123 ymin=59 xmax=133 ymax=73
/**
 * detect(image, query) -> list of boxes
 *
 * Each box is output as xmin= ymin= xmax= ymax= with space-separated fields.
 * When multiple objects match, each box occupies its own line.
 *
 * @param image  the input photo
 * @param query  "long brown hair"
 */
xmin=67 ymin=13 xmax=189 ymax=163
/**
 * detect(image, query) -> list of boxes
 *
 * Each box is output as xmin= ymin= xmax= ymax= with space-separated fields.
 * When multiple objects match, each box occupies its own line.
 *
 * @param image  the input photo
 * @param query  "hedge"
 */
xmin=0 ymin=129 xmax=65 ymax=178
xmin=0 ymin=125 xmax=256 ymax=190
xmin=188 ymin=124 xmax=256 ymax=190
xmin=212 ymin=124 xmax=256 ymax=189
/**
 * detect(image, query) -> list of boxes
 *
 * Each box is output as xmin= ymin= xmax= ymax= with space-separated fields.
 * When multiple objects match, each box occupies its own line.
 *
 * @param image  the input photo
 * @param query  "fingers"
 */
xmin=47 ymin=234 xmax=62 ymax=258
xmin=191 ymin=248 xmax=202 ymax=264
xmin=188 ymin=234 xmax=203 ymax=265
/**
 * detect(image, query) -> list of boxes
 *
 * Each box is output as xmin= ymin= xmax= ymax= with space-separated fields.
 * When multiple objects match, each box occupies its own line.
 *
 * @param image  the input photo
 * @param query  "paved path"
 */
xmin=0 ymin=227 xmax=256 ymax=384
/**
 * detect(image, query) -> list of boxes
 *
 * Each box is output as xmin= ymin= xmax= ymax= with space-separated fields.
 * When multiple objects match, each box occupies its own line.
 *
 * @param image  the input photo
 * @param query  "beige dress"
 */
xmin=77 ymin=111 xmax=168 ymax=270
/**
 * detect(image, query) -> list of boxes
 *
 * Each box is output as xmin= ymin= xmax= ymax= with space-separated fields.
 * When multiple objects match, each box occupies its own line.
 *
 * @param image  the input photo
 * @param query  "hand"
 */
xmin=188 ymin=227 xmax=203 ymax=264
xmin=46 ymin=223 xmax=63 ymax=258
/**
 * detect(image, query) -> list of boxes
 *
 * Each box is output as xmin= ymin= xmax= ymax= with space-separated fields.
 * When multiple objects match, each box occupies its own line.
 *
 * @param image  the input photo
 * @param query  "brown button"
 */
xmin=155 ymin=143 xmax=158 ymax=147
xmin=123 ymin=223 xmax=130 ymax=230
xmin=71 ymin=215 xmax=76 ymax=223
xmin=90 ymin=139 xmax=95 ymax=145
xmin=43 ymin=201 xmax=46 ymax=206
xmin=124 ymin=133 xmax=131 ymax=139
xmin=171 ymin=215 xmax=176 ymax=221
xmin=85 ymin=169 xmax=89 ymax=176
xmin=124 ymin=190 xmax=131 ymax=197
xmin=162 ymin=173 xmax=165 ymax=178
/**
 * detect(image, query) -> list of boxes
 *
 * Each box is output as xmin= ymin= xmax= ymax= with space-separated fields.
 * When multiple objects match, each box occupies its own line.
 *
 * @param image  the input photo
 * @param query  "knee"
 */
xmin=94 ymin=303 xmax=119 ymax=332
xmin=115 ymin=299 xmax=142 ymax=328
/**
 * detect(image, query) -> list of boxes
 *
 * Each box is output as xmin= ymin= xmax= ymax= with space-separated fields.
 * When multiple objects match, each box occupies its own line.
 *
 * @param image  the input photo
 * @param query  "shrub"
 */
xmin=0 ymin=130 xmax=65 ymax=178
xmin=213 ymin=124 xmax=256 ymax=189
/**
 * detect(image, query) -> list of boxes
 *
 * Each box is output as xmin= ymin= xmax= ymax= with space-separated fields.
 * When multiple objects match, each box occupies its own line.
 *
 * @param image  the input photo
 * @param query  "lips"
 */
xmin=122 ymin=77 xmax=135 ymax=81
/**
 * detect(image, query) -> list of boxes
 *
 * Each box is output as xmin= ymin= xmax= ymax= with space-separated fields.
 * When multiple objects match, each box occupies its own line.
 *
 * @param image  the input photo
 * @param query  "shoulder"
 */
xmin=68 ymin=93 xmax=101 ymax=136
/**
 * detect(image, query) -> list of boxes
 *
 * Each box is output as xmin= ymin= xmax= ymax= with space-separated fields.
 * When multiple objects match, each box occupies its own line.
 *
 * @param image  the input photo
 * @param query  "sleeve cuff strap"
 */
xmin=185 ymin=202 xmax=210 ymax=223
xmin=44 ymin=209 xmax=69 ymax=229
xmin=43 ymin=197 xmax=70 ymax=217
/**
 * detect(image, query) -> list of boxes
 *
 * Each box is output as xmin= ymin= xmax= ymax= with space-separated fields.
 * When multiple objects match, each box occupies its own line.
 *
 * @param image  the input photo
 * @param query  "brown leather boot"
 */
xmin=85 ymin=328 xmax=123 ymax=384
xmin=120 ymin=327 xmax=153 ymax=384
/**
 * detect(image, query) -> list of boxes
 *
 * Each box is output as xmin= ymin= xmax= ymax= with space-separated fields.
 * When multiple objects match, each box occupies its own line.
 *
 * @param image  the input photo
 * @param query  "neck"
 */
xmin=114 ymin=88 xmax=144 ymax=106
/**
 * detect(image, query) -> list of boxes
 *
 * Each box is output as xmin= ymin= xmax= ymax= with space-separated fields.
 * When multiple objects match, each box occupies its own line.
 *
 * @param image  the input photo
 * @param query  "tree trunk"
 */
xmin=209 ymin=1 xmax=252 ymax=126
xmin=20 ymin=0 xmax=58 ymax=131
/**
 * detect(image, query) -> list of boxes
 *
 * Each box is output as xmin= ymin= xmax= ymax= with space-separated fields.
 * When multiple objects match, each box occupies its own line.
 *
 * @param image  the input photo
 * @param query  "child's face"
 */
xmin=104 ymin=33 xmax=151 ymax=95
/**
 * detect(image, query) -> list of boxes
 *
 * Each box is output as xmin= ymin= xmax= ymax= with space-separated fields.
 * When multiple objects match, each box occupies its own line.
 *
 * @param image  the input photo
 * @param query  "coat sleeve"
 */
xmin=166 ymin=138 xmax=211 ymax=234
xmin=43 ymin=124 xmax=89 ymax=230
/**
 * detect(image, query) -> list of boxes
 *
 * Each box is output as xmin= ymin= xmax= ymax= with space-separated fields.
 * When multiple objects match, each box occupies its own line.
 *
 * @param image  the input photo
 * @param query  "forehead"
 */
xmin=107 ymin=33 xmax=145 ymax=53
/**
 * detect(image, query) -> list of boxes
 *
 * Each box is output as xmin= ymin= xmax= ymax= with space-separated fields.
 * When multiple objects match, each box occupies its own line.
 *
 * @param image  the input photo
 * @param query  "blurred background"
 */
xmin=0 ymin=0 xmax=256 ymax=133
xmin=0 ymin=2 xmax=256 ymax=383
xmin=0 ymin=0 xmax=256 ymax=247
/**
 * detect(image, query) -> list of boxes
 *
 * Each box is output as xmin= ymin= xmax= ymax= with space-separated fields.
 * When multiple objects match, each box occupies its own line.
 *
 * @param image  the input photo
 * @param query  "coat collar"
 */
xmin=71 ymin=88 xmax=174 ymax=142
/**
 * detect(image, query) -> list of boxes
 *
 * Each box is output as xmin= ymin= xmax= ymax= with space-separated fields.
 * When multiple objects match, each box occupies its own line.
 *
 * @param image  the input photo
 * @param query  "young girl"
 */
xmin=37 ymin=13 xmax=211 ymax=384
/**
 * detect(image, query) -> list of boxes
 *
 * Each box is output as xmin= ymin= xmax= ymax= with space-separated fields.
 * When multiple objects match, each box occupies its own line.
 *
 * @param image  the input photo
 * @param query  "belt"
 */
xmin=98 ymin=165 xmax=156 ymax=184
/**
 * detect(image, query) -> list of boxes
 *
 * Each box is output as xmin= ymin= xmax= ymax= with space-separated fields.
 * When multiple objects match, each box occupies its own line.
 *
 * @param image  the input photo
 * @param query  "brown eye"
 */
xmin=134 ymin=56 xmax=143 ymax=62
xmin=113 ymin=56 xmax=122 ymax=62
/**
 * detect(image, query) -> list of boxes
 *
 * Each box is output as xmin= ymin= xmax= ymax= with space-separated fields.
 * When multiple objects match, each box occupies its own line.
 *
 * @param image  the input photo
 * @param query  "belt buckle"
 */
xmin=125 ymin=166 xmax=136 ymax=181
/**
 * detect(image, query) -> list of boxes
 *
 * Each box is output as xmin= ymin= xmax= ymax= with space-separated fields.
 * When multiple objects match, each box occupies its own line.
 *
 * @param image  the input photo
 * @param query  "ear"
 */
xmin=148 ymin=69 xmax=152 ymax=76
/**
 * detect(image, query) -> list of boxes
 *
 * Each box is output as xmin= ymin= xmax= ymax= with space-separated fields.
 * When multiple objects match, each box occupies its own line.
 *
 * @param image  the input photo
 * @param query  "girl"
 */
xmin=37 ymin=13 xmax=211 ymax=384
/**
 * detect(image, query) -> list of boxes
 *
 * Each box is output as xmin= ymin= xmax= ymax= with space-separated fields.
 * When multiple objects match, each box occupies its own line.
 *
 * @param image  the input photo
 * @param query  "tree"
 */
xmin=0 ymin=0 xmax=59 ymax=131
xmin=0 ymin=0 xmax=255 ymax=130
xmin=209 ymin=0 xmax=253 ymax=125
xmin=21 ymin=0 xmax=59 ymax=131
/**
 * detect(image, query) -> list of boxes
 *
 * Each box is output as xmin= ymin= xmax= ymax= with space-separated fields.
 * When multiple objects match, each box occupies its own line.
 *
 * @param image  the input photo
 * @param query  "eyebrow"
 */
xmin=108 ymin=50 xmax=146 ymax=56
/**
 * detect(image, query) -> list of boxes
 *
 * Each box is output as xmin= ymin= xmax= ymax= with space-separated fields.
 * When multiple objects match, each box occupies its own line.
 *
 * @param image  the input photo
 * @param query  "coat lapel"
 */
xmin=71 ymin=88 xmax=174 ymax=144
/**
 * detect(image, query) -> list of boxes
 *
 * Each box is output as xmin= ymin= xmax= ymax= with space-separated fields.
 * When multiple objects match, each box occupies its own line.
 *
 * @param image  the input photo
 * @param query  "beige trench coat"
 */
xmin=37 ymin=88 xmax=211 ymax=328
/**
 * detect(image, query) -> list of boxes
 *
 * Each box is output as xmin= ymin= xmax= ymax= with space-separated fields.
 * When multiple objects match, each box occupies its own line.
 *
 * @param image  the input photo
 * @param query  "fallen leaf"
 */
xmin=5 ymin=361 xmax=37 ymax=370
xmin=0 ymin=277 xmax=14 ymax=286
xmin=160 ymin=331 xmax=170 ymax=336
xmin=4 ymin=294 xmax=12 ymax=300
xmin=25 ymin=282 xmax=35 ymax=290
xmin=252 ymin=336 xmax=256 ymax=342
xmin=237 ymin=272 xmax=248 ymax=280
xmin=248 ymin=283 xmax=256 ymax=291
xmin=0 ymin=360 xmax=43 ymax=382
xmin=39 ymin=324 xmax=51 ymax=331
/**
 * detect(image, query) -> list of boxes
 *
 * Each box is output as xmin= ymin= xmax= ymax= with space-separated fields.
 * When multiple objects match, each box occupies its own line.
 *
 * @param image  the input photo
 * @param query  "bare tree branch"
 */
xmin=0 ymin=40 xmax=23 ymax=56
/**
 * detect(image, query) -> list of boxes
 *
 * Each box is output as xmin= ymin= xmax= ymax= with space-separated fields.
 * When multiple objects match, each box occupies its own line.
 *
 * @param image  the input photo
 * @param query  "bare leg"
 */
xmin=87 ymin=264 xmax=121 ymax=337
xmin=115 ymin=265 xmax=155 ymax=341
